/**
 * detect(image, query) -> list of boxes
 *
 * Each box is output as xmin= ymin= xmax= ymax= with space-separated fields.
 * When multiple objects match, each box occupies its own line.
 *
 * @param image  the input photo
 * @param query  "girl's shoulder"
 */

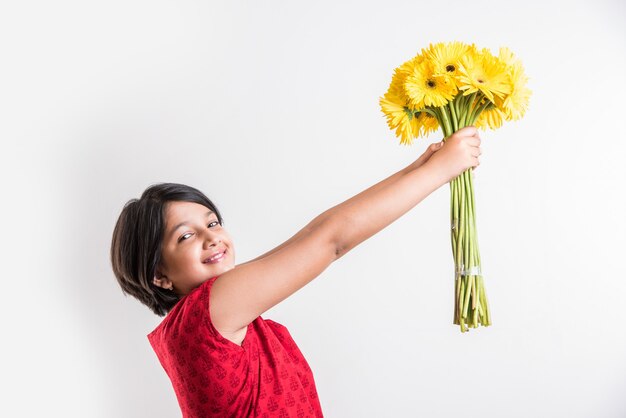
xmin=147 ymin=277 xmax=216 ymax=340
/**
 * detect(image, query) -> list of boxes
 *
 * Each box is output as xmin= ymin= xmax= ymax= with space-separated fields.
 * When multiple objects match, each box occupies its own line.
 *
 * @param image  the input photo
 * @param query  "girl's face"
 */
xmin=154 ymin=201 xmax=236 ymax=296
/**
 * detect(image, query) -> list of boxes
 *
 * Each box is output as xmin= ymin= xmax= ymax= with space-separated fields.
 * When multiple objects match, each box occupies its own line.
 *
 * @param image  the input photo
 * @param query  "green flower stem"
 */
xmin=441 ymin=105 xmax=453 ymax=136
xmin=468 ymin=169 xmax=481 ymax=267
xmin=461 ymin=96 xmax=469 ymax=126
xmin=431 ymin=107 xmax=441 ymax=125
xmin=470 ymin=93 xmax=491 ymax=125
xmin=451 ymin=94 xmax=458 ymax=119
xmin=434 ymin=107 xmax=449 ymax=137
xmin=465 ymin=171 xmax=476 ymax=267
xmin=450 ymin=181 xmax=457 ymax=257
xmin=465 ymin=175 xmax=478 ymax=328
xmin=464 ymin=92 xmax=477 ymax=126
xmin=461 ymin=275 xmax=472 ymax=320
xmin=454 ymin=181 xmax=462 ymax=268
xmin=466 ymin=172 xmax=478 ymax=323
xmin=456 ymin=176 xmax=465 ymax=269
xmin=463 ymin=173 xmax=471 ymax=273
xmin=449 ymin=101 xmax=458 ymax=132
xmin=468 ymin=92 xmax=481 ymax=123
xmin=464 ymin=92 xmax=472 ymax=112
xmin=454 ymin=288 xmax=458 ymax=324
xmin=455 ymin=93 xmax=464 ymax=120
xmin=456 ymin=95 xmax=465 ymax=126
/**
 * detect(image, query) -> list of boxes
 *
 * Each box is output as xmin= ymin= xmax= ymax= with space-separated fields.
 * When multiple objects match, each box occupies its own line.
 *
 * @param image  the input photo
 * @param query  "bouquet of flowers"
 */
xmin=379 ymin=41 xmax=531 ymax=332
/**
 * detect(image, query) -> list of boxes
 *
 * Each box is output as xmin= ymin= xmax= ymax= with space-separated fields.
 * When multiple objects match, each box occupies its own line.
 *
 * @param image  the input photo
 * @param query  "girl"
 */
xmin=110 ymin=126 xmax=481 ymax=418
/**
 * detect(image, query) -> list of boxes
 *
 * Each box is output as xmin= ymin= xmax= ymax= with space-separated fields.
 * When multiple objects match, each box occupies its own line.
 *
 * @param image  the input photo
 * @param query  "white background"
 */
xmin=2 ymin=1 xmax=625 ymax=417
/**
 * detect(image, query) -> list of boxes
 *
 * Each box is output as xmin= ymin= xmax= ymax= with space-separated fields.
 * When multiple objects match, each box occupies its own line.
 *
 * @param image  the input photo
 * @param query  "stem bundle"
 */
xmin=441 ymin=93 xmax=492 ymax=332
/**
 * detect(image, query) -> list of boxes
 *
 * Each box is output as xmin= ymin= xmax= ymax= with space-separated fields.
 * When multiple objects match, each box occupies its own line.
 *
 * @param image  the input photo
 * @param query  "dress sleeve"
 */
xmin=197 ymin=276 xmax=246 ymax=351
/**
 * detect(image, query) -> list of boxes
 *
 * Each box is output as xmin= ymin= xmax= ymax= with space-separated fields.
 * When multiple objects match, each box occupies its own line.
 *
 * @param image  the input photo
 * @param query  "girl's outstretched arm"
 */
xmin=211 ymin=127 xmax=481 ymax=339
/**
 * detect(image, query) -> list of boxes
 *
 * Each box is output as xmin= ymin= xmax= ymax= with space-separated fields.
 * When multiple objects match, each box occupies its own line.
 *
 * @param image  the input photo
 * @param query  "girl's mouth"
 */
xmin=203 ymin=250 xmax=226 ymax=264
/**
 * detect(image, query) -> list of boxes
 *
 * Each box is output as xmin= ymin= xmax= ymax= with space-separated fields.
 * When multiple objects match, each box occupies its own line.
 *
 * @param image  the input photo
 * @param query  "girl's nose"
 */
xmin=202 ymin=232 xmax=221 ymax=248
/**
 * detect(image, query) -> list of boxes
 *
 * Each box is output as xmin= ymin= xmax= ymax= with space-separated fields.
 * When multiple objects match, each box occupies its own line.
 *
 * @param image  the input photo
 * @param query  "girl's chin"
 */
xmin=203 ymin=263 xmax=235 ymax=273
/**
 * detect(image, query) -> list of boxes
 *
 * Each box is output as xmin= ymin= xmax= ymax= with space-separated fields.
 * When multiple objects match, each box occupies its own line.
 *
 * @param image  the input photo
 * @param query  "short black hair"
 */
xmin=110 ymin=182 xmax=224 ymax=316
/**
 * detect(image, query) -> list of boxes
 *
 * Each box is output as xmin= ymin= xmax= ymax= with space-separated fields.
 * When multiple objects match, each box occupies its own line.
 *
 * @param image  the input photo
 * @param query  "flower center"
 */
xmin=446 ymin=64 xmax=455 ymax=72
xmin=426 ymin=79 xmax=436 ymax=89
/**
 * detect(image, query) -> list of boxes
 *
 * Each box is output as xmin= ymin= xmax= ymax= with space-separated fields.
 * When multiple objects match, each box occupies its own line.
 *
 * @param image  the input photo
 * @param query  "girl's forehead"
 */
xmin=165 ymin=201 xmax=215 ymax=229
xmin=166 ymin=201 xmax=210 ymax=216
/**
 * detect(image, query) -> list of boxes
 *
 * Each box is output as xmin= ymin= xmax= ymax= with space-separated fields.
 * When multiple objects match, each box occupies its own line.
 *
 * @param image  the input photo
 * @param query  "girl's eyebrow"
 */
xmin=168 ymin=210 xmax=214 ymax=238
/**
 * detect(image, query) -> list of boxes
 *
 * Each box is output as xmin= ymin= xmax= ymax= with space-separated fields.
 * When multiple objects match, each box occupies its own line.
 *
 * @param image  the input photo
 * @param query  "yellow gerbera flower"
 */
xmin=379 ymin=98 xmax=420 ymax=145
xmin=423 ymin=41 xmax=472 ymax=90
xmin=475 ymin=105 xmax=506 ymax=130
xmin=398 ymin=53 xmax=425 ymax=77
xmin=497 ymin=47 xmax=532 ymax=121
xmin=457 ymin=47 xmax=512 ymax=104
xmin=379 ymin=70 xmax=420 ymax=145
xmin=385 ymin=62 xmax=411 ymax=100
xmin=405 ymin=59 xmax=456 ymax=108
xmin=419 ymin=111 xmax=440 ymax=137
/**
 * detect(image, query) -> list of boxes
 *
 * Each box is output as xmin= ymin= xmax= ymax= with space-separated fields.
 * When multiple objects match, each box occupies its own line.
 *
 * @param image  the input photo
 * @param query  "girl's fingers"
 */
xmin=472 ymin=156 xmax=480 ymax=170
xmin=429 ymin=141 xmax=441 ymax=151
xmin=428 ymin=140 xmax=444 ymax=154
xmin=467 ymin=136 xmax=481 ymax=146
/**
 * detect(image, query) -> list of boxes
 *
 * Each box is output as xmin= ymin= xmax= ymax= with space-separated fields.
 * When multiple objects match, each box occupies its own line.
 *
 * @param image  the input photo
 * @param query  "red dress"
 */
xmin=147 ymin=276 xmax=324 ymax=418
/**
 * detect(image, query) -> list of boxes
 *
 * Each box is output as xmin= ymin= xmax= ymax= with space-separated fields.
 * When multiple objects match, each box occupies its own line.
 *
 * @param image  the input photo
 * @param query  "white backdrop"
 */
xmin=2 ymin=1 xmax=625 ymax=417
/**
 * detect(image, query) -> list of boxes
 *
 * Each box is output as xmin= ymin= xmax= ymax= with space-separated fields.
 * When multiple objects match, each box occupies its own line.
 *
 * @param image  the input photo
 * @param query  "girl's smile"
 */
xmin=203 ymin=249 xmax=227 ymax=264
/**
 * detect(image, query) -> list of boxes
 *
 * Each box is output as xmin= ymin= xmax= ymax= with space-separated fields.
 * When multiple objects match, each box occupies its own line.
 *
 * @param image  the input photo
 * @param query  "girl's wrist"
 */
xmin=416 ymin=160 xmax=451 ymax=188
xmin=407 ymin=155 xmax=428 ymax=172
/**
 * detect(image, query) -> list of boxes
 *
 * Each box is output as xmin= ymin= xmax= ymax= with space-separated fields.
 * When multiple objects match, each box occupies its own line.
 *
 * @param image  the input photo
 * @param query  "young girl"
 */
xmin=110 ymin=126 xmax=481 ymax=418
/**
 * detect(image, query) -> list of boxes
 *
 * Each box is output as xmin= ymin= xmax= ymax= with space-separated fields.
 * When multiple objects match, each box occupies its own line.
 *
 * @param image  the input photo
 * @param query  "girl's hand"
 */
xmin=422 ymin=126 xmax=482 ymax=183
xmin=411 ymin=139 xmax=445 ymax=169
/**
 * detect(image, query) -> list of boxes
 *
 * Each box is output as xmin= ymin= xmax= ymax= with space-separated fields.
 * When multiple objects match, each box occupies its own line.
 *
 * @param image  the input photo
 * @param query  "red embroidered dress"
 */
xmin=147 ymin=276 xmax=324 ymax=418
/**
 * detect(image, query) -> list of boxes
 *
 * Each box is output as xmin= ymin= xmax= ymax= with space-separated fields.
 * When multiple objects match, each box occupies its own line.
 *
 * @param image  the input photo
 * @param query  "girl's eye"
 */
xmin=178 ymin=221 xmax=220 ymax=243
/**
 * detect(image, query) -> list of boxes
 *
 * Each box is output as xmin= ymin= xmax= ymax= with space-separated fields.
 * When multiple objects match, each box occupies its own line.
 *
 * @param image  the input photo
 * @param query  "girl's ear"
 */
xmin=153 ymin=275 xmax=174 ymax=290
xmin=153 ymin=267 xmax=169 ymax=288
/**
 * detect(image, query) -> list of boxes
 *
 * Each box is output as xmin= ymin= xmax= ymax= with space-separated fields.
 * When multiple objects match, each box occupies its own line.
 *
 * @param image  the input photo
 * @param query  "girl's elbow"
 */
xmin=312 ymin=210 xmax=349 ymax=261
